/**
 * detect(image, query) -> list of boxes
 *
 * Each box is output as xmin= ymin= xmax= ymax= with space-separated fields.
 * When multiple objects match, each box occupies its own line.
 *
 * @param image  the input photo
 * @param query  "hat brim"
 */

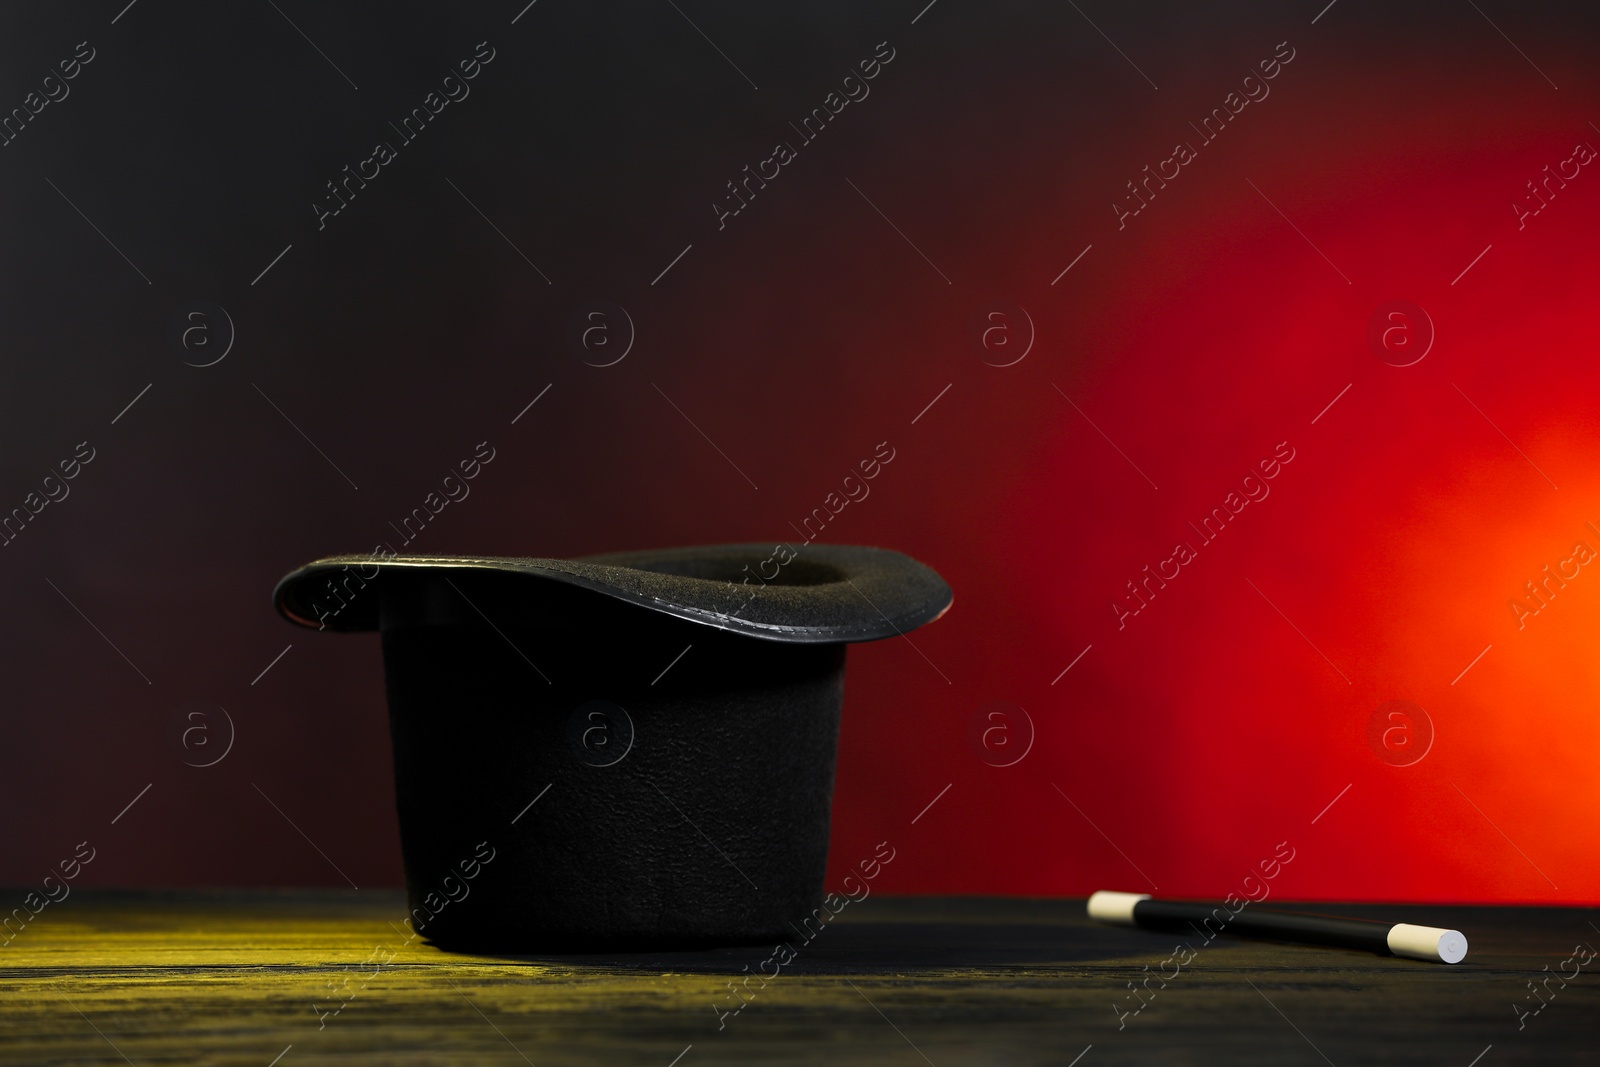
xmin=274 ymin=543 xmax=952 ymax=644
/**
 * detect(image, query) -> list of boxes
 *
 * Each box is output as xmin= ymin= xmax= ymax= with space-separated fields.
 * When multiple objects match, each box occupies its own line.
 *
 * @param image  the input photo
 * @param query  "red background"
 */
xmin=2 ymin=1 xmax=1596 ymax=904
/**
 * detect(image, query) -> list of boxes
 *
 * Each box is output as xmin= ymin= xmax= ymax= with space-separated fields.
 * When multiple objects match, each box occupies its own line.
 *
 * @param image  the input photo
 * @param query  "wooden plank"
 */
xmin=0 ymin=892 xmax=1593 ymax=1064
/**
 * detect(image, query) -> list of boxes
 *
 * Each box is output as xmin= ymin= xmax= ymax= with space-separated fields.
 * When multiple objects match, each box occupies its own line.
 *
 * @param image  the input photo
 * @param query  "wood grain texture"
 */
xmin=0 ymin=892 xmax=1594 ymax=1065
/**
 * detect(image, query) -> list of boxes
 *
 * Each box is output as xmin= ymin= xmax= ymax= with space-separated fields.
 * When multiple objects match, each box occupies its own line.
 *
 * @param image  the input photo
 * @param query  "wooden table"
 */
xmin=1 ymin=892 xmax=1593 ymax=1064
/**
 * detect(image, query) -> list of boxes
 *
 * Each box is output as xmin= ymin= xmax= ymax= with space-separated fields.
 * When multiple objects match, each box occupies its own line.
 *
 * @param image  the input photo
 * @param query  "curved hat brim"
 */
xmin=274 ymin=543 xmax=951 ymax=644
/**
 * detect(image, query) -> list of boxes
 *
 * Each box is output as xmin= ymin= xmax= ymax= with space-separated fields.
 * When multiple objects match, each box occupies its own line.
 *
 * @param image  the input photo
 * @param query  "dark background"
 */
xmin=3 ymin=0 xmax=1598 ymax=903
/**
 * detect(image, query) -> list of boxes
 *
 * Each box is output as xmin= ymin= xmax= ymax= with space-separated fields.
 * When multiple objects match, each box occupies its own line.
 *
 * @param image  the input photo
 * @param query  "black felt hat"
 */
xmin=273 ymin=543 xmax=951 ymax=952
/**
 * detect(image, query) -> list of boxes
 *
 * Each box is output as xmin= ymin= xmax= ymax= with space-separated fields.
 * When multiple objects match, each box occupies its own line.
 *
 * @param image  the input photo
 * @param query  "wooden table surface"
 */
xmin=1 ymin=891 xmax=1594 ymax=1065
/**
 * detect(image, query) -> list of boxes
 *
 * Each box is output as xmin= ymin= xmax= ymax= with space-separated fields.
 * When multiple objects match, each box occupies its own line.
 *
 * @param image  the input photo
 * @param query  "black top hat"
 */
xmin=273 ymin=543 xmax=951 ymax=952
